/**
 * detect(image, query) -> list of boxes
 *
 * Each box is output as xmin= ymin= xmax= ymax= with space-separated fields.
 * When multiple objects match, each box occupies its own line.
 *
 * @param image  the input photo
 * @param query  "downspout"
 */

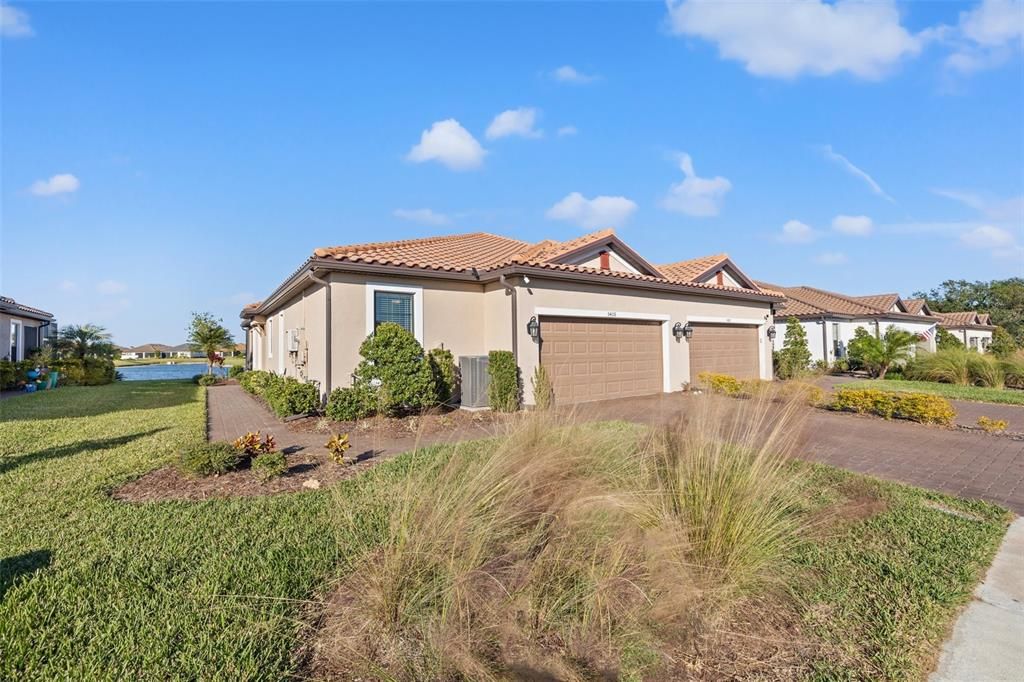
xmin=821 ymin=316 xmax=828 ymax=364
xmin=499 ymin=274 xmax=518 ymax=366
xmin=308 ymin=270 xmax=332 ymax=396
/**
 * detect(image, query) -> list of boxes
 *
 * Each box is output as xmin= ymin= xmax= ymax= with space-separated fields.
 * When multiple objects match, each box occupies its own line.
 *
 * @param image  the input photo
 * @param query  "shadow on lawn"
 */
xmin=0 ymin=549 xmax=51 ymax=601
xmin=0 ymin=381 xmax=196 ymax=421
xmin=0 ymin=428 xmax=169 ymax=475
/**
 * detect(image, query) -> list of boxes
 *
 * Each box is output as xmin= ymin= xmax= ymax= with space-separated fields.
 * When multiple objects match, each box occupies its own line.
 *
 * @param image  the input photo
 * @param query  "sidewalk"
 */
xmin=931 ymin=517 xmax=1024 ymax=682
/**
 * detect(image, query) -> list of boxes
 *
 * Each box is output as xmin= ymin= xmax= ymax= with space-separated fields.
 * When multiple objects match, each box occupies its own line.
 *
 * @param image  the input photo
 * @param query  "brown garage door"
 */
xmin=540 ymin=316 xmax=663 ymax=404
xmin=689 ymin=323 xmax=760 ymax=380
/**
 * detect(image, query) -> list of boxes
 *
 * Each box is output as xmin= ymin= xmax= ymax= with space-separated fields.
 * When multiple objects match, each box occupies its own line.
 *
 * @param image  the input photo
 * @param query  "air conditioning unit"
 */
xmin=286 ymin=329 xmax=301 ymax=353
xmin=459 ymin=355 xmax=490 ymax=409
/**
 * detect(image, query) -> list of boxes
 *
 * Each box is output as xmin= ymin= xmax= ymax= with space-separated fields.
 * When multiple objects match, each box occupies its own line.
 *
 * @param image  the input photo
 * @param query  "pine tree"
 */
xmin=776 ymin=317 xmax=812 ymax=379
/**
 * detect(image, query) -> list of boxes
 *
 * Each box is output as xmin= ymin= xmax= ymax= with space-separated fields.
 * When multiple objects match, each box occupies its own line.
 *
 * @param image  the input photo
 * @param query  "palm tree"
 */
xmin=55 ymin=324 xmax=115 ymax=360
xmin=187 ymin=312 xmax=234 ymax=375
xmin=850 ymin=325 xmax=918 ymax=379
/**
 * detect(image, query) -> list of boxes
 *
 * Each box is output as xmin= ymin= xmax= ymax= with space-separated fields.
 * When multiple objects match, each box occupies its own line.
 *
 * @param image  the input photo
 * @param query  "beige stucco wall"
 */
xmin=255 ymin=269 xmax=774 ymax=404
xmin=0 ymin=314 xmax=48 ymax=361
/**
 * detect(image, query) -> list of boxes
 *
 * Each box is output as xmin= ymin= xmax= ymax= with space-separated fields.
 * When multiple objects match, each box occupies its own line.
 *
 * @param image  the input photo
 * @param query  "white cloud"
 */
xmin=29 ymin=173 xmax=80 ymax=196
xmin=557 ymin=125 xmax=578 ymax=137
xmin=778 ymin=219 xmax=818 ymax=243
xmin=546 ymin=192 xmax=638 ymax=230
xmin=393 ymin=208 xmax=451 ymax=226
xmin=832 ymin=214 xmax=874 ymax=236
xmin=485 ymin=107 xmax=542 ymax=140
xmin=960 ymin=224 xmax=1016 ymax=249
xmin=932 ymin=188 xmax=1024 ymax=222
xmin=406 ymin=119 xmax=486 ymax=171
xmin=661 ymin=153 xmax=732 ymax=217
xmin=814 ymin=251 xmax=848 ymax=265
xmin=665 ymin=0 xmax=923 ymax=79
xmin=58 ymin=279 xmax=79 ymax=294
xmin=945 ymin=0 xmax=1024 ymax=74
xmin=1 ymin=3 xmax=33 ymax=38
xmin=96 ymin=279 xmax=127 ymax=295
xmin=551 ymin=65 xmax=599 ymax=83
xmin=819 ymin=145 xmax=895 ymax=202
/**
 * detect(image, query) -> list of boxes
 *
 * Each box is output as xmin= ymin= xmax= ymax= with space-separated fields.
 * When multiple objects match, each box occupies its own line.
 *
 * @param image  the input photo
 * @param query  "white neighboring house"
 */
xmin=166 ymin=343 xmax=204 ymax=358
xmin=933 ymin=310 xmax=997 ymax=352
xmin=758 ymin=285 xmax=939 ymax=365
xmin=120 ymin=343 xmax=173 ymax=359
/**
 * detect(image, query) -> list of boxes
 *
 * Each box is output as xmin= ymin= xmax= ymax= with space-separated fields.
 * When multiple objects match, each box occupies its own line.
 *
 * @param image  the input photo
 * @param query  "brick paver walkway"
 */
xmin=207 ymin=384 xmax=1024 ymax=514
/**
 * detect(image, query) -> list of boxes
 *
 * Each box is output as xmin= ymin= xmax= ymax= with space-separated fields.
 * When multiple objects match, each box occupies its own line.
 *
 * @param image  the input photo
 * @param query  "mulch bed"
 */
xmin=112 ymin=450 xmax=379 ymax=503
xmin=286 ymin=406 xmax=509 ymax=441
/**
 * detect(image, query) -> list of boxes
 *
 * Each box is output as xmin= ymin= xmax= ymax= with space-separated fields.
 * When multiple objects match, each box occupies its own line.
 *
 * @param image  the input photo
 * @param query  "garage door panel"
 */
xmin=688 ymin=324 xmax=759 ymax=380
xmin=540 ymin=316 xmax=663 ymax=404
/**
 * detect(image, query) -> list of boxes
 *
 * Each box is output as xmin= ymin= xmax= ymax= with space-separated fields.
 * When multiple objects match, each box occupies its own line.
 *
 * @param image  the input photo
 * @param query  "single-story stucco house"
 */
xmin=932 ymin=310 xmax=997 ymax=352
xmin=0 ymin=295 xmax=57 ymax=362
xmin=758 ymin=285 xmax=939 ymax=365
xmin=241 ymin=229 xmax=784 ymax=405
xmin=166 ymin=343 xmax=204 ymax=359
xmin=120 ymin=343 xmax=173 ymax=359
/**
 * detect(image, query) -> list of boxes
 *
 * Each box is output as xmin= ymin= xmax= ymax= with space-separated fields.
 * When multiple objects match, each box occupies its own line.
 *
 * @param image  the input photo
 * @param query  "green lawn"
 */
xmin=0 ymin=382 xmax=1010 ymax=679
xmin=845 ymin=378 xmax=1024 ymax=405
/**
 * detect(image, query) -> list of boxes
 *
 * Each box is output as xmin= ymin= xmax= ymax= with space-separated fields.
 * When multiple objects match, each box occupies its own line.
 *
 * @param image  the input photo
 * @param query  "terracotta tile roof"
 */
xmin=756 ymin=283 xmax=884 ymax=317
xmin=659 ymin=254 xmax=728 ymax=282
xmin=0 ymin=295 xmax=54 ymax=320
xmin=851 ymin=293 xmax=902 ymax=312
xmin=903 ymin=298 xmax=928 ymax=315
xmin=314 ymin=232 xmax=530 ymax=271
xmin=936 ymin=311 xmax=995 ymax=327
xmin=307 ymin=231 xmax=781 ymax=298
xmin=124 ymin=343 xmax=173 ymax=353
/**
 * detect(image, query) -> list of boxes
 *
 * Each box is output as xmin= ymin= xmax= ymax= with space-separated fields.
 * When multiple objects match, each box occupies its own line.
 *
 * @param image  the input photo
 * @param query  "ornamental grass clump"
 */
xmin=315 ymin=389 xmax=812 ymax=679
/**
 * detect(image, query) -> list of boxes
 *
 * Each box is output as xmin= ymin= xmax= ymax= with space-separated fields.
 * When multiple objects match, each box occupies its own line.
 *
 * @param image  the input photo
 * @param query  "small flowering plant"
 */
xmin=326 ymin=433 xmax=352 ymax=465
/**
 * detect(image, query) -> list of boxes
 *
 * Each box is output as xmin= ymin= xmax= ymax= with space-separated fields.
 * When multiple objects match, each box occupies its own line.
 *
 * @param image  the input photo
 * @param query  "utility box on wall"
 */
xmin=459 ymin=355 xmax=490 ymax=409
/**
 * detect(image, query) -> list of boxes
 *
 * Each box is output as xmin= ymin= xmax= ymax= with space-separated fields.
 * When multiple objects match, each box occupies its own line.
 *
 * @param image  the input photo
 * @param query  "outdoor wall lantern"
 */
xmin=527 ymin=316 xmax=540 ymax=340
xmin=673 ymin=322 xmax=693 ymax=340
xmin=767 ymin=325 xmax=777 ymax=341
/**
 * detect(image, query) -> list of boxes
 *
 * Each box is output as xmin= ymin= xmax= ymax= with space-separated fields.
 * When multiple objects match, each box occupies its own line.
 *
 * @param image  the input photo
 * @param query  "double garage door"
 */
xmin=539 ymin=317 xmax=760 ymax=405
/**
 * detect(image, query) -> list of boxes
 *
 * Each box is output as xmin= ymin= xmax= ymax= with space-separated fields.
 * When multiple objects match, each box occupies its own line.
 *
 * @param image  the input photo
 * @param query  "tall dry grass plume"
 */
xmin=311 ymin=387 xmax=813 ymax=680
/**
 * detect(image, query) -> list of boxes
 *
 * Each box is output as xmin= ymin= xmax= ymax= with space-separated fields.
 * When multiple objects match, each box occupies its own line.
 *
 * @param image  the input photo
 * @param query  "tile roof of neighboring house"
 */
xmin=851 ymin=293 xmax=902 ymax=312
xmin=903 ymin=298 xmax=929 ymax=315
xmin=0 ymin=295 xmax=55 ymax=321
xmin=304 ymin=230 xmax=781 ymax=300
xmin=659 ymin=254 xmax=728 ymax=282
xmin=124 ymin=343 xmax=172 ymax=353
xmin=167 ymin=343 xmax=195 ymax=352
xmin=755 ymin=283 xmax=883 ymax=317
xmin=936 ymin=311 xmax=996 ymax=328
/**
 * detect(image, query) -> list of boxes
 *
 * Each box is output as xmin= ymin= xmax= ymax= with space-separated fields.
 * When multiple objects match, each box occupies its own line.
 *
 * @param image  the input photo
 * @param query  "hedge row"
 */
xmin=237 ymin=370 xmax=320 ymax=418
xmin=829 ymin=387 xmax=956 ymax=426
xmin=1 ymin=357 xmax=116 ymax=390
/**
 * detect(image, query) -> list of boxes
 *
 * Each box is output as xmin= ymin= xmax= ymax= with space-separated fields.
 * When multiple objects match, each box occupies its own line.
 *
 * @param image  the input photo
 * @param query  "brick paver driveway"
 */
xmin=574 ymin=393 xmax=1024 ymax=514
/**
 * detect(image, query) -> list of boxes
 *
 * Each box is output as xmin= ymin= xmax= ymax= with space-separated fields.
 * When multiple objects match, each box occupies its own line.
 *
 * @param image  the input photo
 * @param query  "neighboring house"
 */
xmin=241 ymin=229 xmax=783 ymax=405
xmin=120 ymin=343 xmax=173 ymax=359
xmin=933 ymin=310 xmax=997 ymax=352
xmin=0 ymin=296 xmax=57 ymax=362
xmin=166 ymin=343 xmax=204 ymax=358
xmin=759 ymin=285 xmax=939 ymax=365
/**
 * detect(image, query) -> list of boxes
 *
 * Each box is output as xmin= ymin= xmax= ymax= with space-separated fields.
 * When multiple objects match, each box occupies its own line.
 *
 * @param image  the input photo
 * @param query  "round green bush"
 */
xmin=428 ymin=347 xmax=457 ymax=404
xmin=194 ymin=374 xmax=218 ymax=386
xmin=265 ymin=377 xmax=320 ymax=417
xmin=326 ymin=385 xmax=376 ymax=421
xmin=251 ymin=451 xmax=288 ymax=481
xmin=487 ymin=350 xmax=519 ymax=412
xmin=178 ymin=442 xmax=241 ymax=477
xmin=228 ymin=365 xmax=246 ymax=378
xmin=354 ymin=322 xmax=436 ymax=414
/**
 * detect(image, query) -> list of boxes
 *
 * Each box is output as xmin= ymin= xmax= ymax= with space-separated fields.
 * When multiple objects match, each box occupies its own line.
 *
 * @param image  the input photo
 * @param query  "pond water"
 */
xmin=119 ymin=363 xmax=229 ymax=381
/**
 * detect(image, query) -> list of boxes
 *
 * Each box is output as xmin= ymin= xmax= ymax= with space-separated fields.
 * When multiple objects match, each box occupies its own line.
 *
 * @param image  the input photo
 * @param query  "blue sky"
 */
xmin=2 ymin=1 xmax=1022 ymax=346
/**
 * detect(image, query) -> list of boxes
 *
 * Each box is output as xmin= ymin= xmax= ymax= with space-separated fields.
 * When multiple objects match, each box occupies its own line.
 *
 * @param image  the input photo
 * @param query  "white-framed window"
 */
xmin=366 ymin=282 xmax=423 ymax=343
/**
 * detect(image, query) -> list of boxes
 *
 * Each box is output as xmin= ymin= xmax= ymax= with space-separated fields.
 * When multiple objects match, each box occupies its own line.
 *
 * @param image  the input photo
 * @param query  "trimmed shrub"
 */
xmin=354 ymin=322 xmax=436 ymax=415
xmin=239 ymin=370 xmax=277 ymax=396
xmin=0 ymin=359 xmax=34 ymax=390
xmin=195 ymin=374 xmax=218 ymax=386
xmin=325 ymin=385 xmax=376 ymax=421
xmin=487 ymin=350 xmax=519 ymax=412
xmin=977 ymin=416 xmax=1008 ymax=433
xmin=777 ymin=380 xmax=826 ymax=406
xmin=775 ymin=317 xmax=812 ymax=379
xmin=531 ymin=364 xmax=554 ymax=411
xmin=829 ymin=388 xmax=956 ymax=425
xmin=427 ymin=347 xmax=457 ymax=405
xmin=178 ymin=442 xmax=241 ymax=477
xmin=48 ymin=357 xmax=116 ymax=386
xmin=698 ymin=371 xmax=742 ymax=396
xmin=251 ymin=451 xmax=288 ymax=481
xmin=228 ymin=364 xmax=246 ymax=378
xmin=265 ymin=377 xmax=320 ymax=418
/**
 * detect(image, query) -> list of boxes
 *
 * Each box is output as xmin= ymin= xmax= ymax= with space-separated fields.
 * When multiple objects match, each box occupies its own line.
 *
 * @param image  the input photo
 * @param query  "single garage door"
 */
xmin=688 ymin=323 xmax=760 ymax=380
xmin=540 ymin=316 xmax=663 ymax=404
